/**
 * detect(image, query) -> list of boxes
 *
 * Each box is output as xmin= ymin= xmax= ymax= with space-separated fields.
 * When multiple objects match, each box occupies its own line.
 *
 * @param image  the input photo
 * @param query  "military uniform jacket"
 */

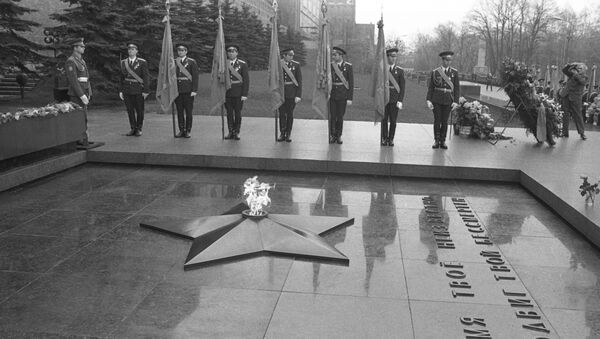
xmin=226 ymin=58 xmax=249 ymax=98
xmin=562 ymin=65 xmax=587 ymax=101
xmin=426 ymin=67 xmax=460 ymax=105
xmin=119 ymin=57 xmax=150 ymax=95
xmin=65 ymin=54 xmax=92 ymax=98
xmin=175 ymin=57 xmax=199 ymax=94
xmin=388 ymin=65 xmax=405 ymax=104
xmin=330 ymin=61 xmax=354 ymax=101
xmin=282 ymin=60 xmax=302 ymax=99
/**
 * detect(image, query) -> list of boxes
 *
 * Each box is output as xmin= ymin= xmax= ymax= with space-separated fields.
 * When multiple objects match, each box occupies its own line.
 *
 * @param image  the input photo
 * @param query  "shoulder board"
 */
xmin=67 ymin=56 xmax=76 ymax=62
xmin=238 ymin=59 xmax=246 ymax=64
xmin=138 ymin=58 xmax=146 ymax=62
xmin=434 ymin=67 xmax=442 ymax=72
xmin=121 ymin=59 xmax=127 ymax=63
xmin=186 ymin=58 xmax=195 ymax=62
xmin=291 ymin=60 xmax=300 ymax=65
xmin=345 ymin=62 xmax=352 ymax=66
xmin=450 ymin=67 xmax=457 ymax=71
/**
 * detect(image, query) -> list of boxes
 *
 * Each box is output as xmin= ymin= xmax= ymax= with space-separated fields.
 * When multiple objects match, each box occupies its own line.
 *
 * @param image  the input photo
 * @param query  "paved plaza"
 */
xmin=0 ymin=163 xmax=599 ymax=338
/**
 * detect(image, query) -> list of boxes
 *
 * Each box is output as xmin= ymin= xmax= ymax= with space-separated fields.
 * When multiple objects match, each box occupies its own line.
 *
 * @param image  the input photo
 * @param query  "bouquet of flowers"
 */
xmin=500 ymin=58 xmax=561 ymax=141
xmin=0 ymin=102 xmax=81 ymax=125
xmin=586 ymin=97 xmax=600 ymax=126
xmin=453 ymin=97 xmax=495 ymax=139
xmin=579 ymin=176 xmax=600 ymax=204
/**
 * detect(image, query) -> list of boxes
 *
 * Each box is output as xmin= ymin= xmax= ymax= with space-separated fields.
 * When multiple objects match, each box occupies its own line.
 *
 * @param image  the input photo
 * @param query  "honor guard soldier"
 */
xmin=174 ymin=43 xmax=199 ymax=138
xmin=329 ymin=46 xmax=353 ymax=144
xmin=65 ymin=37 xmax=92 ymax=146
xmin=426 ymin=51 xmax=460 ymax=149
xmin=119 ymin=42 xmax=150 ymax=136
xmin=225 ymin=44 xmax=249 ymax=140
xmin=277 ymin=47 xmax=302 ymax=142
xmin=381 ymin=47 xmax=405 ymax=146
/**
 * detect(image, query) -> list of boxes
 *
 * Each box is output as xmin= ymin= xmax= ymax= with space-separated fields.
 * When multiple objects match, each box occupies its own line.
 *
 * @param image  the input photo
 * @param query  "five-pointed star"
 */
xmin=141 ymin=203 xmax=354 ymax=269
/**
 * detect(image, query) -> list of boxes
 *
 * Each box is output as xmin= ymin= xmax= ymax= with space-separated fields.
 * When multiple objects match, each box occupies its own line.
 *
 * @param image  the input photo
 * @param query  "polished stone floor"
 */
xmin=1 ymin=164 xmax=600 ymax=338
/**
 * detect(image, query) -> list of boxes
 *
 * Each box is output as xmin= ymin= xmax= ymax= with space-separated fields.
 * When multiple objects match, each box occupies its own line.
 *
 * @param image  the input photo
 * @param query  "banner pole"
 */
xmin=275 ymin=109 xmax=278 ymax=141
xmin=171 ymin=102 xmax=176 ymax=137
xmin=221 ymin=104 xmax=225 ymax=139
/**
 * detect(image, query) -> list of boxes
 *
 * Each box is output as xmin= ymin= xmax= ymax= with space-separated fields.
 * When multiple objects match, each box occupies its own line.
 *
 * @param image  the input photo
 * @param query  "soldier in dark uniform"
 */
xmin=562 ymin=62 xmax=587 ymax=139
xmin=277 ymin=47 xmax=302 ymax=142
xmin=225 ymin=44 xmax=249 ymax=140
xmin=426 ymin=51 xmax=460 ymax=149
xmin=119 ymin=42 xmax=150 ymax=137
xmin=174 ymin=43 xmax=199 ymax=138
xmin=329 ymin=46 xmax=353 ymax=144
xmin=381 ymin=47 xmax=405 ymax=146
xmin=65 ymin=37 xmax=92 ymax=146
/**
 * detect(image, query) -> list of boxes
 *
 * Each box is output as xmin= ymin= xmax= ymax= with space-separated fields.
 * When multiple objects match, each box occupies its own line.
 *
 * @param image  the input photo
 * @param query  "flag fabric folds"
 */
xmin=156 ymin=13 xmax=179 ymax=114
xmin=370 ymin=19 xmax=389 ymax=123
xmin=209 ymin=7 xmax=231 ymax=115
xmin=267 ymin=1 xmax=284 ymax=112
xmin=311 ymin=2 xmax=331 ymax=120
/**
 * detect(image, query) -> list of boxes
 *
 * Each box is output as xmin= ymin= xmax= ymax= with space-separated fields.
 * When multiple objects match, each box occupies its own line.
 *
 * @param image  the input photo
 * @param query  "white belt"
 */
xmin=177 ymin=77 xmax=191 ymax=81
xmin=333 ymin=82 xmax=344 ymax=86
xmin=77 ymin=77 xmax=88 ymax=82
xmin=435 ymin=88 xmax=452 ymax=93
xmin=231 ymin=80 xmax=242 ymax=84
xmin=284 ymin=81 xmax=295 ymax=85
xmin=125 ymin=78 xmax=140 ymax=82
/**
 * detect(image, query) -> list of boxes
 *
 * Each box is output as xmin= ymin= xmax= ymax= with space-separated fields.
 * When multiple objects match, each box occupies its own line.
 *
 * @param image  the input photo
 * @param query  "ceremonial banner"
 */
xmin=311 ymin=1 xmax=331 ymax=119
xmin=268 ymin=1 xmax=284 ymax=111
xmin=370 ymin=19 xmax=389 ymax=123
xmin=156 ymin=8 xmax=178 ymax=113
xmin=209 ymin=6 xmax=231 ymax=115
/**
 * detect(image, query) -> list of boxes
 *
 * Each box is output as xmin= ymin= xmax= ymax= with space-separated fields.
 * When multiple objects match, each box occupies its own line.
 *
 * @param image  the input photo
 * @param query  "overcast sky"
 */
xmin=355 ymin=0 xmax=598 ymax=44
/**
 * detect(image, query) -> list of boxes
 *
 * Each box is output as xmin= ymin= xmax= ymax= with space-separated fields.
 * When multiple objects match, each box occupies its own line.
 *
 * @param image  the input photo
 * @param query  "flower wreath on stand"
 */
xmin=452 ymin=97 xmax=497 ymax=139
xmin=500 ymin=58 xmax=563 ymax=145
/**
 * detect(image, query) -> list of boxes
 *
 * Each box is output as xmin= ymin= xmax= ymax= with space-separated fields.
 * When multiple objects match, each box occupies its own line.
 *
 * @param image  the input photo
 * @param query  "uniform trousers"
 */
xmin=225 ymin=97 xmax=243 ymax=133
xmin=279 ymin=97 xmax=296 ymax=135
xmin=432 ymin=103 xmax=452 ymax=141
xmin=123 ymin=93 xmax=144 ymax=131
xmin=175 ymin=93 xmax=194 ymax=133
xmin=329 ymin=98 xmax=347 ymax=137
xmin=70 ymin=95 xmax=88 ymax=143
xmin=562 ymin=97 xmax=585 ymax=135
xmin=382 ymin=102 xmax=399 ymax=140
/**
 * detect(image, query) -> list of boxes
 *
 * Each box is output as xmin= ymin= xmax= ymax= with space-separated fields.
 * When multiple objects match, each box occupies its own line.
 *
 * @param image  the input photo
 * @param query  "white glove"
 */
xmin=347 ymin=100 xmax=353 ymax=106
xmin=397 ymin=101 xmax=403 ymax=110
xmin=142 ymin=93 xmax=149 ymax=99
xmin=190 ymin=92 xmax=197 ymax=97
xmin=241 ymin=96 xmax=248 ymax=101
xmin=294 ymin=97 xmax=301 ymax=104
xmin=119 ymin=92 xmax=124 ymax=100
xmin=451 ymin=102 xmax=459 ymax=110
xmin=426 ymin=100 xmax=433 ymax=110
xmin=80 ymin=95 xmax=89 ymax=105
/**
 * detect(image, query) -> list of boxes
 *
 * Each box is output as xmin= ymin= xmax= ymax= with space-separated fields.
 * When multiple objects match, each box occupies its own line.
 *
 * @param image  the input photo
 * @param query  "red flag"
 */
xmin=209 ymin=7 xmax=231 ymax=115
xmin=156 ymin=12 xmax=179 ymax=113
xmin=267 ymin=1 xmax=284 ymax=112
xmin=311 ymin=1 xmax=331 ymax=119
xmin=370 ymin=19 xmax=389 ymax=123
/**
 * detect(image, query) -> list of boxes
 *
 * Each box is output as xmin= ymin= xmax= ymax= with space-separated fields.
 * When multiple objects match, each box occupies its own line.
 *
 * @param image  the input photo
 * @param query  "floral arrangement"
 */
xmin=500 ymin=58 xmax=562 ymax=141
xmin=586 ymin=97 xmax=600 ymax=126
xmin=0 ymin=102 xmax=81 ymax=125
xmin=454 ymin=97 xmax=495 ymax=139
xmin=579 ymin=176 xmax=600 ymax=204
xmin=243 ymin=176 xmax=273 ymax=216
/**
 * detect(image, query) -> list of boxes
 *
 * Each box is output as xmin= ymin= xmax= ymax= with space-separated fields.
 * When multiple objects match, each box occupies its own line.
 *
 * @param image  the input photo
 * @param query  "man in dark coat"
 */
xmin=426 ymin=51 xmax=460 ymax=149
xmin=65 ymin=37 xmax=92 ymax=145
xmin=329 ymin=46 xmax=354 ymax=144
xmin=174 ymin=43 xmax=199 ymax=138
xmin=119 ymin=42 xmax=150 ymax=136
xmin=277 ymin=47 xmax=302 ymax=142
xmin=381 ymin=47 xmax=405 ymax=146
xmin=225 ymin=44 xmax=250 ymax=140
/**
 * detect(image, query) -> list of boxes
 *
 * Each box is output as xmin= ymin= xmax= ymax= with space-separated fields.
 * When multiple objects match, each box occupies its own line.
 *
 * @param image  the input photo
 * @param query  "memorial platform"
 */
xmin=86 ymin=112 xmax=600 ymax=249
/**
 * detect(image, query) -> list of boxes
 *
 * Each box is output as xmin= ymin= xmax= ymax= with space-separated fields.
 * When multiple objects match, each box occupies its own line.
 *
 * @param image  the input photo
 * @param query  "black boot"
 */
xmin=277 ymin=132 xmax=286 ymax=142
xmin=432 ymin=140 xmax=440 ymax=149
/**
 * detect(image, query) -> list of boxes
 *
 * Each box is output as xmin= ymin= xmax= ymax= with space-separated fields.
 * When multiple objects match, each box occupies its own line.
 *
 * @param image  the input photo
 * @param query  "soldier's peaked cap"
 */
xmin=386 ymin=47 xmax=399 ymax=55
xmin=70 ymin=37 xmax=85 ymax=47
xmin=439 ymin=51 xmax=454 ymax=58
xmin=126 ymin=42 xmax=139 ymax=49
xmin=281 ymin=47 xmax=294 ymax=54
xmin=226 ymin=44 xmax=240 ymax=52
xmin=332 ymin=46 xmax=346 ymax=55
xmin=175 ymin=43 xmax=188 ymax=50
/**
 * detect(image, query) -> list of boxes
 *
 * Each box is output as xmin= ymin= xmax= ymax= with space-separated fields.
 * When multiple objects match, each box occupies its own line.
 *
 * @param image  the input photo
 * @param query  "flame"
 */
xmin=243 ymin=176 xmax=273 ymax=216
